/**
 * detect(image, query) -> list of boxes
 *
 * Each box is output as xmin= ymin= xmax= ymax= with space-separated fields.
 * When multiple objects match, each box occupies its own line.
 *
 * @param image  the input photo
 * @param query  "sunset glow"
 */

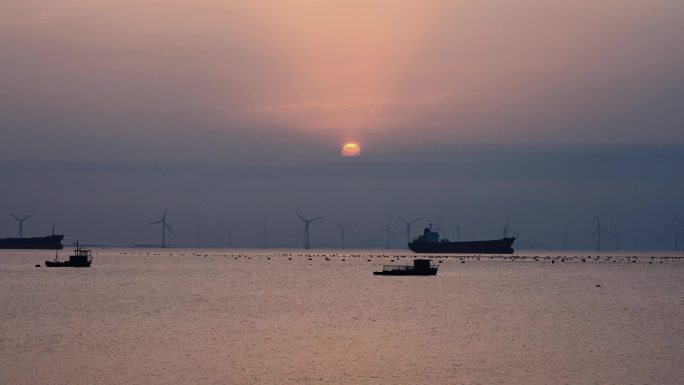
xmin=341 ymin=143 xmax=361 ymax=157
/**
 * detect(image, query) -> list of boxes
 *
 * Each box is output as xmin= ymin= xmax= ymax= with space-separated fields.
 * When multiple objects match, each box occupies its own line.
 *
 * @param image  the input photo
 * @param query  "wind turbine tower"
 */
xmin=378 ymin=222 xmax=392 ymax=249
xmin=669 ymin=225 xmax=679 ymax=251
xmin=7 ymin=210 xmax=36 ymax=238
xmin=336 ymin=224 xmax=349 ymax=249
xmin=296 ymin=212 xmax=323 ymax=249
xmin=591 ymin=218 xmax=612 ymax=251
xmin=258 ymin=219 xmax=276 ymax=248
xmin=562 ymin=226 xmax=571 ymax=250
xmin=194 ymin=224 xmax=205 ymax=248
xmin=397 ymin=215 xmax=422 ymax=248
xmin=452 ymin=222 xmax=463 ymax=241
xmin=612 ymin=224 xmax=627 ymax=251
xmin=221 ymin=226 xmax=237 ymax=248
xmin=145 ymin=207 xmax=172 ymax=248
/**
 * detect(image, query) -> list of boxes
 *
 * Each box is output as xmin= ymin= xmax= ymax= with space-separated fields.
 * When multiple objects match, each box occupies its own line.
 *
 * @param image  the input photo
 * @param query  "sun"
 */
xmin=341 ymin=142 xmax=361 ymax=157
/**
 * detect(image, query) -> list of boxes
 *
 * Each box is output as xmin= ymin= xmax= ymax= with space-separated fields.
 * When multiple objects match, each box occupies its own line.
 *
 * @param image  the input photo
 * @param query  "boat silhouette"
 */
xmin=409 ymin=225 xmax=515 ymax=254
xmin=45 ymin=241 xmax=92 ymax=267
xmin=373 ymin=259 xmax=438 ymax=276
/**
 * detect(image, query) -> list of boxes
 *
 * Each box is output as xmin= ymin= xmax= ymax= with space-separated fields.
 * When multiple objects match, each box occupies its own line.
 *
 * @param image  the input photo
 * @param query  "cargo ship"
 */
xmin=409 ymin=225 xmax=515 ymax=254
xmin=0 ymin=233 xmax=64 ymax=250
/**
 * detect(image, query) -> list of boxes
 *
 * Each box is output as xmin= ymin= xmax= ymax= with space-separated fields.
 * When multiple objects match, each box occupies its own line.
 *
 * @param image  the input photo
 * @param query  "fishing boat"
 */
xmin=45 ymin=241 xmax=92 ymax=267
xmin=373 ymin=258 xmax=438 ymax=276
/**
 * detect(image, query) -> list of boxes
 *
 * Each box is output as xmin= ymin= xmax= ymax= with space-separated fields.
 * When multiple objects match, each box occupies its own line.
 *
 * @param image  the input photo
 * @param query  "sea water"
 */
xmin=1 ymin=249 xmax=682 ymax=384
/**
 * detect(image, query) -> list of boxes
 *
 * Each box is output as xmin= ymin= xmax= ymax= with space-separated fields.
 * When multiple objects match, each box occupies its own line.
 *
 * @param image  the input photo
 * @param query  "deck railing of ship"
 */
xmin=382 ymin=265 xmax=413 ymax=271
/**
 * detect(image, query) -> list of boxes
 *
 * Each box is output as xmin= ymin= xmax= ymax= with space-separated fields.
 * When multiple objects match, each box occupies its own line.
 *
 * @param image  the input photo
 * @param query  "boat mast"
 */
xmin=53 ymin=226 xmax=58 ymax=261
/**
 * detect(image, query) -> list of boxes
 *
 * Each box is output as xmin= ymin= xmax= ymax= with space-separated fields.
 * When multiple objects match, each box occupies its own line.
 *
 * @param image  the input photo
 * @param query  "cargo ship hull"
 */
xmin=0 ymin=235 xmax=64 ymax=250
xmin=409 ymin=237 xmax=515 ymax=254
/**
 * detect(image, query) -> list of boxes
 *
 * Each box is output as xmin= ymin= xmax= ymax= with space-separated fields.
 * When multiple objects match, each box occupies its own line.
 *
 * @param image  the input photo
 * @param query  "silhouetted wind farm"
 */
xmin=4 ymin=205 xmax=683 ymax=252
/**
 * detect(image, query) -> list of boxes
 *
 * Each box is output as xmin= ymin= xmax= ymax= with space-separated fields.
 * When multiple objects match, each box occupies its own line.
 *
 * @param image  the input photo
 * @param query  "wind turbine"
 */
xmin=435 ymin=218 xmax=448 ymax=238
xmin=7 ymin=210 xmax=36 ymax=238
xmin=667 ymin=224 xmax=679 ymax=251
xmin=336 ymin=224 xmax=349 ymax=249
xmin=451 ymin=221 xmax=464 ymax=241
xmin=378 ymin=222 xmax=392 ymax=249
xmin=611 ymin=224 xmax=628 ymax=251
xmin=258 ymin=219 xmax=276 ymax=248
xmin=591 ymin=218 xmax=612 ymax=251
xmin=194 ymin=224 xmax=205 ymax=248
xmin=397 ymin=215 xmax=422 ymax=248
xmin=296 ymin=212 xmax=323 ymax=249
xmin=145 ymin=207 xmax=172 ymax=248
xmin=496 ymin=218 xmax=518 ymax=239
xmin=561 ymin=226 xmax=572 ymax=250
xmin=221 ymin=225 xmax=238 ymax=248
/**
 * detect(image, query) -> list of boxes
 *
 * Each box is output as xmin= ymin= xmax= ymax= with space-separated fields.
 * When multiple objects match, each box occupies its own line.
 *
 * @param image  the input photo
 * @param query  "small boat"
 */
xmin=45 ymin=241 xmax=92 ymax=267
xmin=373 ymin=258 xmax=438 ymax=276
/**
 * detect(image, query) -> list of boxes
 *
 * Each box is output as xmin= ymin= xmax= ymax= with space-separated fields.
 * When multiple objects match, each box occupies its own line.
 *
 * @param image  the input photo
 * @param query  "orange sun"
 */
xmin=341 ymin=142 xmax=361 ymax=157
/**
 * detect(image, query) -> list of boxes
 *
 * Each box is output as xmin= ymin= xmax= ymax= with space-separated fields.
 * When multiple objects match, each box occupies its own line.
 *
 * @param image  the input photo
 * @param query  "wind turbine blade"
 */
xmin=310 ymin=216 xmax=324 ymax=223
xmin=396 ymin=215 xmax=407 ymax=224
xmin=295 ymin=211 xmax=306 ymax=222
xmin=165 ymin=223 xmax=172 ymax=231
xmin=146 ymin=220 xmax=163 ymax=225
xmin=409 ymin=217 xmax=423 ymax=224
xmin=22 ymin=213 xmax=36 ymax=221
xmin=7 ymin=210 xmax=20 ymax=221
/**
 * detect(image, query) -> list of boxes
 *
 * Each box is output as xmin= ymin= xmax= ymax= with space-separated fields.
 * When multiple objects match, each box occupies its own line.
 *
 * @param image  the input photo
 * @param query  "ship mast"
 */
xmin=53 ymin=226 xmax=58 ymax=262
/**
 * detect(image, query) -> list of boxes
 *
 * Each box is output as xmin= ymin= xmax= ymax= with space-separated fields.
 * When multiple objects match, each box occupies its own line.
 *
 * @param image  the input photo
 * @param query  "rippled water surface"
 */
xmin=1 ymin=248 xmax=683 ymax=384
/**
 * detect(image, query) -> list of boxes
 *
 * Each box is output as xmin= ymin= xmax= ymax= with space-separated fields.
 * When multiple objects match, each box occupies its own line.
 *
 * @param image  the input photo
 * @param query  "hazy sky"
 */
xmin=1 ymin=1 xmax=683 ymax=249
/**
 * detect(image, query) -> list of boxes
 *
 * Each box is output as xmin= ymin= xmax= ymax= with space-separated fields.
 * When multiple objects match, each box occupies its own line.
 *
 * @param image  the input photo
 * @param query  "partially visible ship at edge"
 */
xmin=0 ymin=228 xmax=64 ymax=250
xmin=409 ymin=225 xmax=515 ymax=254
